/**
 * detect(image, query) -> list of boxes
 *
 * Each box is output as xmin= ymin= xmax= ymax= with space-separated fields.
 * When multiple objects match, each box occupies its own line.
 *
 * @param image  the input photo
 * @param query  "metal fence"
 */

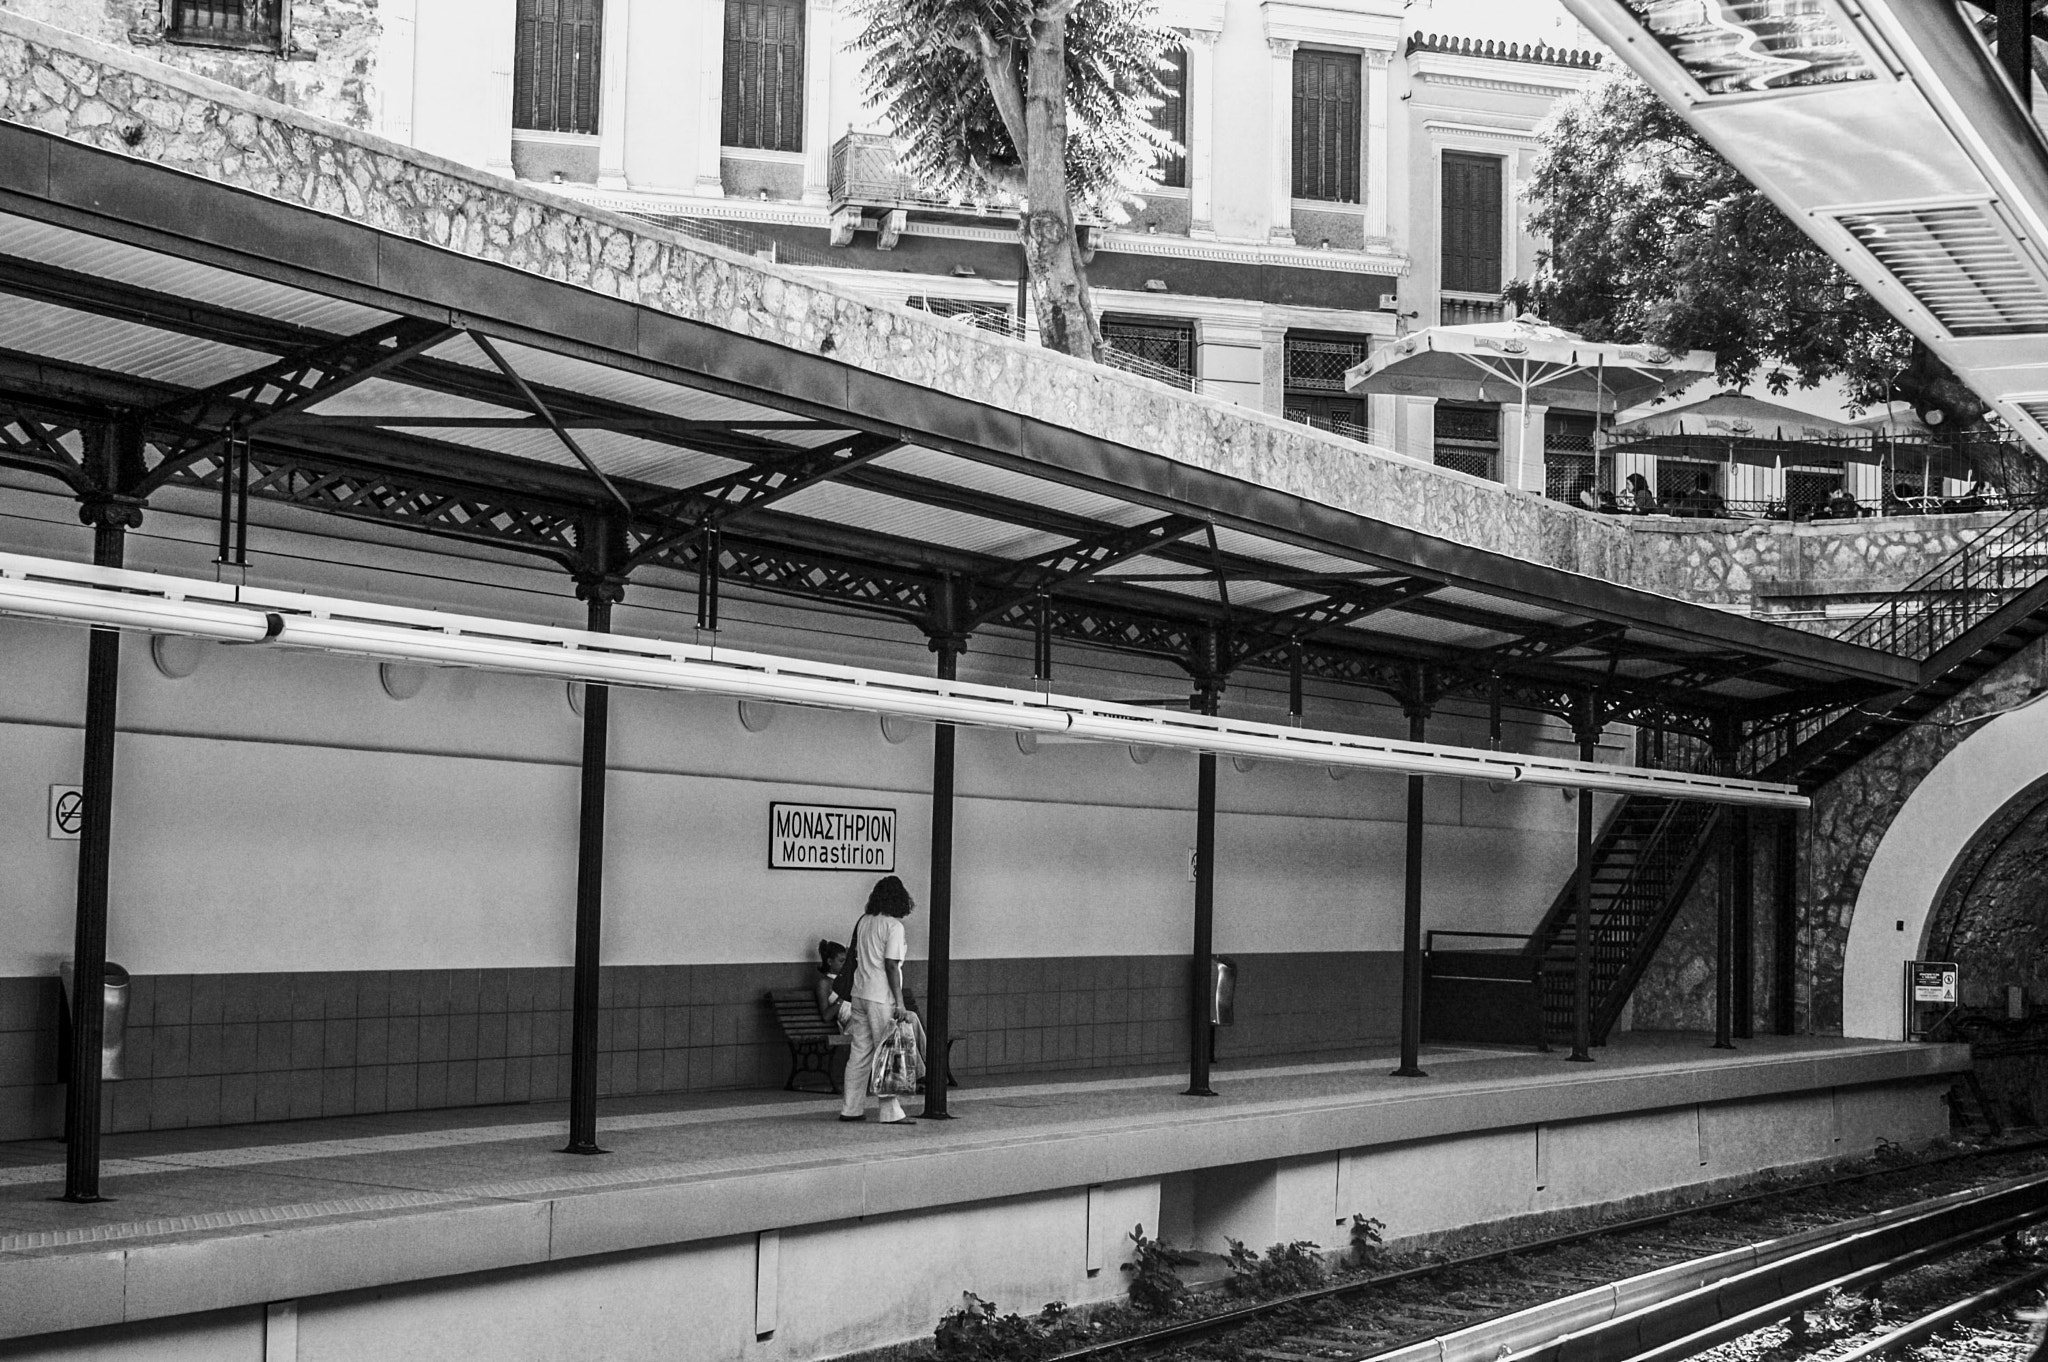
xmin=170 ymin=0 xmax=283 ymax=47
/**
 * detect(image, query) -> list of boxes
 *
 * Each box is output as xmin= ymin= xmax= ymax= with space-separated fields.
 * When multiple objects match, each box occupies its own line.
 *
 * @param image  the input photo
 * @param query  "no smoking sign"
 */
xmin=48 ymin=785 xmax=82 ymax=840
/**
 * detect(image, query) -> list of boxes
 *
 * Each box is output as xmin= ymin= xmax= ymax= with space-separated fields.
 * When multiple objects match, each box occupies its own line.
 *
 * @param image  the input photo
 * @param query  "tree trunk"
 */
xmin=1020 ymin=8 xmax=1099 ymax=361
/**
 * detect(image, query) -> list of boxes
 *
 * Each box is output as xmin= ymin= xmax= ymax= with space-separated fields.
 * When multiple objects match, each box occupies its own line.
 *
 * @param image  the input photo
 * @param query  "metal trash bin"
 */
xmin=1209 ymin=956 xmax=1237 ymax=1027
xmin=58 ymin=961 xmax=130 ymax=1081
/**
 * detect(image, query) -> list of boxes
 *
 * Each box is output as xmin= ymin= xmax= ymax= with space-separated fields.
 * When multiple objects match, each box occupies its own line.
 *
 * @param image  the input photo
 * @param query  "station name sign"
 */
xmin=769 ymin=802 xmax=896 ymax=871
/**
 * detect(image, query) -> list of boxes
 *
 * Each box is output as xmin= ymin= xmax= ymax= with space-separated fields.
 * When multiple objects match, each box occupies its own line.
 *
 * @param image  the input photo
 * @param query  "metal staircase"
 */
xmin=1523 ymin=796 xmax=1724 ymax=1044
xmin=1503 ymin=497 xmax=2048 ymax=1046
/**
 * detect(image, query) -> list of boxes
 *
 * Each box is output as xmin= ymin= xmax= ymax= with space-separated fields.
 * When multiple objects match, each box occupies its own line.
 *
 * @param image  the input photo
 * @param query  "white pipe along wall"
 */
xmin=0 ymin=551 xmax=1806 ymax=809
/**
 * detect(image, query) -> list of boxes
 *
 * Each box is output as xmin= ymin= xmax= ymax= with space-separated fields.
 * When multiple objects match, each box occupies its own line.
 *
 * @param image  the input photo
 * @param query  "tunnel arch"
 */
xmin=1842 ymin=697 xmax=2048 ymax=1037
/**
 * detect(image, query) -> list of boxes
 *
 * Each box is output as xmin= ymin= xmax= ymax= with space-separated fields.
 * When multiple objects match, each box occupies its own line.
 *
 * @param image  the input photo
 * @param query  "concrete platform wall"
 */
xmin=0 ymin=1078 xmax=1950 ymax=1362
xmin=0 ymin=952 xmax=1399 ymax=1141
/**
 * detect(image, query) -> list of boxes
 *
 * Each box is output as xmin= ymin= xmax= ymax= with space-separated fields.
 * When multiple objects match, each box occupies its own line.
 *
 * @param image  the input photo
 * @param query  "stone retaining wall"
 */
xmin=1619 ymin=512 xmax=2002 ymax=608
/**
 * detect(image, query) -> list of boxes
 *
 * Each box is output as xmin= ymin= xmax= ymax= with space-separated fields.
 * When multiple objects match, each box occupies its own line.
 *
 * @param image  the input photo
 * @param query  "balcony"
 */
xmin=828 ymin=131 xmax=1022 ymax=218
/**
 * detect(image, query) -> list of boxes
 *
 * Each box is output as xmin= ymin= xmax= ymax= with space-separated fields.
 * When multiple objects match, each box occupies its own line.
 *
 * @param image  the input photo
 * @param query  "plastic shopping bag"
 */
xmin=873 ymin=1019 xmax=921 ymax=1096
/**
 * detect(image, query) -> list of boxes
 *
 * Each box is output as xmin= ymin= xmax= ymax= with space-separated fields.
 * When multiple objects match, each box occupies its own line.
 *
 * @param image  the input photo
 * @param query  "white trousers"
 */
xmin=839 ymin=998 xmax=903 ymax=1119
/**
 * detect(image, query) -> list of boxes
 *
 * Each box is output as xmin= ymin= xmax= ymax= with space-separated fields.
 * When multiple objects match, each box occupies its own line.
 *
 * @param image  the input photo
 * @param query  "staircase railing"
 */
xmin=1829 ymin=499 xmax=2048 ymax=660
xmin=1444 ymin=492 xmax=2048 ymax=1048
xmin=1525 ymin=796 xmax=1721 ymax=1043
xmin=1635 ymin=498 xmax=2048 ymax=784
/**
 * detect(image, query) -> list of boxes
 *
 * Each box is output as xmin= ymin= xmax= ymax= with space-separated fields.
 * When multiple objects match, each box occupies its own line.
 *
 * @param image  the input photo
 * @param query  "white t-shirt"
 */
xmin=852 ymin=914 xmax=906 ymax=1003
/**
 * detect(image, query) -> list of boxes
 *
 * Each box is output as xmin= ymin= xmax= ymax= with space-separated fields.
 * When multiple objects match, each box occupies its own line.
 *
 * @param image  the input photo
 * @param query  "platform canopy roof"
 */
xmin=0 ymin=56 xmax=1920 ymax=738
xmin=1560 ymin=0 xmax=2048 ymax=458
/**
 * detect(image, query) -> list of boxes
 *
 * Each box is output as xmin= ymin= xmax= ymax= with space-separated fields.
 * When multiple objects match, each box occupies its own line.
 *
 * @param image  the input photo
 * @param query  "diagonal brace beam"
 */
xmin=0 ymin=400 xmax=87 ymax=491
xmin=468 ymin=331 xmax=635 ymax=516
xmin=1226 ymin=578 xmax=1443 ymax=672
xmin=138 ymin=317 xmax=456 ymax=494
xmin=621 ymin=432 xmax=901 ymax=573
xmin=965 ymin=513 xmax=1205 ymax=628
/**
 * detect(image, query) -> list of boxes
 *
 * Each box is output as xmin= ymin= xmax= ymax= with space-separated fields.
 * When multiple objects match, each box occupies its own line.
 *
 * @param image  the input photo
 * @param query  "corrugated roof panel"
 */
xmin=434 ymin=335 xmax=852 ymax=445
xmin=1208 ymin=526 xmax=1383 ymax=577
xmin=311 ymin=376 xmax=753 ymax=487
xmin=0 ymin=211 xmax=392 ymax=336
xmin=1348 ymin=612 xmax=1514 ymax=649
xmin=772 ymin=480 xmax=1071 ymax=559
xmin=0 ymin=295 xmax=272 ymax=387
xmin=874 ymin=445 xmax=1156 ymax=527
xmin=1425 ymin=587 xmax=1568 ymax=624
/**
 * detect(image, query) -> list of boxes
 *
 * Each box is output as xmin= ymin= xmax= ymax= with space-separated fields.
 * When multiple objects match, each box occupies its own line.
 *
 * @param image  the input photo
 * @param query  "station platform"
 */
xmin=0 ymin=1032 xmax=1968 ymax=1362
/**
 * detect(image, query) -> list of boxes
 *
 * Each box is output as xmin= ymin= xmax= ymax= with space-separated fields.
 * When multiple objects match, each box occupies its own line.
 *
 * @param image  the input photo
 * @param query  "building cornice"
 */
xmin=1420 ymin=118 xmax=1544 ymax=148
xmin=1260 ymin=0 xmax=1399 ymax=52
xmin=1157 ymin=0 xmax=1227 ymax=34
xmin=1406 ymin=49 xmax=1600 ymax=95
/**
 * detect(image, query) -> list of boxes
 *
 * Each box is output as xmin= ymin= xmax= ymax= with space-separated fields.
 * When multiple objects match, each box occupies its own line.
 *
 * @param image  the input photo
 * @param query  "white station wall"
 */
xmin=0 ymin=491 xmax=1589 ymax=980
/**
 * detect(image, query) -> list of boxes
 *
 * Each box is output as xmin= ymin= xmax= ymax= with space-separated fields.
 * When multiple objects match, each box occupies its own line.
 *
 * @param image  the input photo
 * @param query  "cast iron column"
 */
xmin=1773 ymin=813 xmax=1799 ymax=1035
xmin=923 ymin=626 xmax=963 ymax=1118
xmin=1713 ymin=815 xmax=1736 ymax=1050
xmin=1186 ymin=679 xmax=1221 ymax=1097
xmin=1569 ymin=711 xmax=1598 ymax=1064
xmin=65 ymin=419 xmax=145 ymax=1203
xmin=1711 ymin=720 xmax=1739 ymax=1051
xmin=564 ymin=519 xmax=626 ymax=1156
xmin=1732 ymin=810 xmax=1754 ymax=1040
xmin=1392 ymin=700 xmax=1429 ymax=1079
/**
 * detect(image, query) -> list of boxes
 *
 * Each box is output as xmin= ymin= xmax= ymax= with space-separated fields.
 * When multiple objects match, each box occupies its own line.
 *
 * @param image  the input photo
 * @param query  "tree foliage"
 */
xmin=1506 ymin=73 xmax=1983 ymax=427
xmin=851 ymin=0 xmax=1179 ymax=358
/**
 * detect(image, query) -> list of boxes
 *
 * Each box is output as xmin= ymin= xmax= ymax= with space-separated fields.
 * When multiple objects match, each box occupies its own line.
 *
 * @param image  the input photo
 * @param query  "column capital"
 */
xmin=1184 ymin=25 xmax=1221 ymax=48
xmin=77 ymin=496 xmax=144 ymax=532
xmin=573 ymin=574 xmax=629 ymax=608
xmin=1266 ymin=36 xmax=1297 ymax=57
xmin=1364 ymin=47 xmax=1391 ymax=68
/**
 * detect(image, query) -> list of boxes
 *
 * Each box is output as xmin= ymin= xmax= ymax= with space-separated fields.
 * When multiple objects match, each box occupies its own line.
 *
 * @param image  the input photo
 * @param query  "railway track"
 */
xmin=1053 ymin=1140 xmax=2048 ymax=1362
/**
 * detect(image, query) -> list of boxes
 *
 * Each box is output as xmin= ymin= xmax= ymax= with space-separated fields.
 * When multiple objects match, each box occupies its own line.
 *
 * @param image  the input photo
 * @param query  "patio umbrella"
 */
xmin=1608 ymin=393 xmax=1976 ymax=496
xmin=1609 ymin=393 xmax=1870 ymax=494
xmin=1347 ymin=317 xmax=1714 ymax=488
xmin=1609 ymin=392 xmax=1868 ymax=442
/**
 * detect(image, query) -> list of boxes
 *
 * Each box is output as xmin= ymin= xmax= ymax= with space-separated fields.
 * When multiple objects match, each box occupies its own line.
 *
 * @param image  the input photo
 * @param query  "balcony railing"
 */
xmin=828 ymin=131 xmax=1023 ymax=216
xmin=169 ymin=0 xmax=284 ymax=49
xmin=1439 ymin=293 xmax=1506 ymax=327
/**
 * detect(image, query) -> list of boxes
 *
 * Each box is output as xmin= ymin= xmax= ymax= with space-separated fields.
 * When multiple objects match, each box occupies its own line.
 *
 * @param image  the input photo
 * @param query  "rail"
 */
xmin=1042 ymin=1140 xmax=2048 ymax=1362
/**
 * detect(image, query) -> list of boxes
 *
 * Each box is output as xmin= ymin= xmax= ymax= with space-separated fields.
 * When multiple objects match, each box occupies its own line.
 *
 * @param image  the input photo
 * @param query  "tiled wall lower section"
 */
xmin=0 ymin=951 xmax=1397 ymax=1139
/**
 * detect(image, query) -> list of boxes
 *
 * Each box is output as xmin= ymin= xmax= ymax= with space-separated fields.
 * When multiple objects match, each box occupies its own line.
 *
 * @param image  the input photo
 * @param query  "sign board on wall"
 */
xmin=49 ymin=785 xmax=82 ymax=840
xmin=1909 ymin=961 xmax=1958 ymax=1004
xmin=769 ymin=802 xmax=896 ymax=871
xmin=1903 ymin=960 xmax=1960 ymax=1041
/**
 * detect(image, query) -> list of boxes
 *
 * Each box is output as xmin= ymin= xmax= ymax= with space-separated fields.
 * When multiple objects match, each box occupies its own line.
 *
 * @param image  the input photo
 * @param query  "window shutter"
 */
xmin=1291 ymin=55 xmax=1309 ymax=200
xmin=723 ymin=0 xmax=805 ymax=152
xmin=1291 ymin=50 xmax=1359 ymax=203
xmin=577 ymin=0 xmax=603 ymax=136
xmin=1441 ymin=152 xmax=1504 ymax=293
xmin=513 ymin=0 xmax=538 ymax=130
xmin=721 ymin=1 xmax=747 ymax=146
xmin=1156 ymin=45 xmax=1187 ymax=189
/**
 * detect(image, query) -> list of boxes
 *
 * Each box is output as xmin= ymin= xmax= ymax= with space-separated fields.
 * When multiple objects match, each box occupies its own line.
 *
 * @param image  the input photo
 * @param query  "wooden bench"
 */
xmin=768 ymin=988 xmax=972 ymax=1093
xmin=768 ymin=988 xmax=849 ymax=1093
